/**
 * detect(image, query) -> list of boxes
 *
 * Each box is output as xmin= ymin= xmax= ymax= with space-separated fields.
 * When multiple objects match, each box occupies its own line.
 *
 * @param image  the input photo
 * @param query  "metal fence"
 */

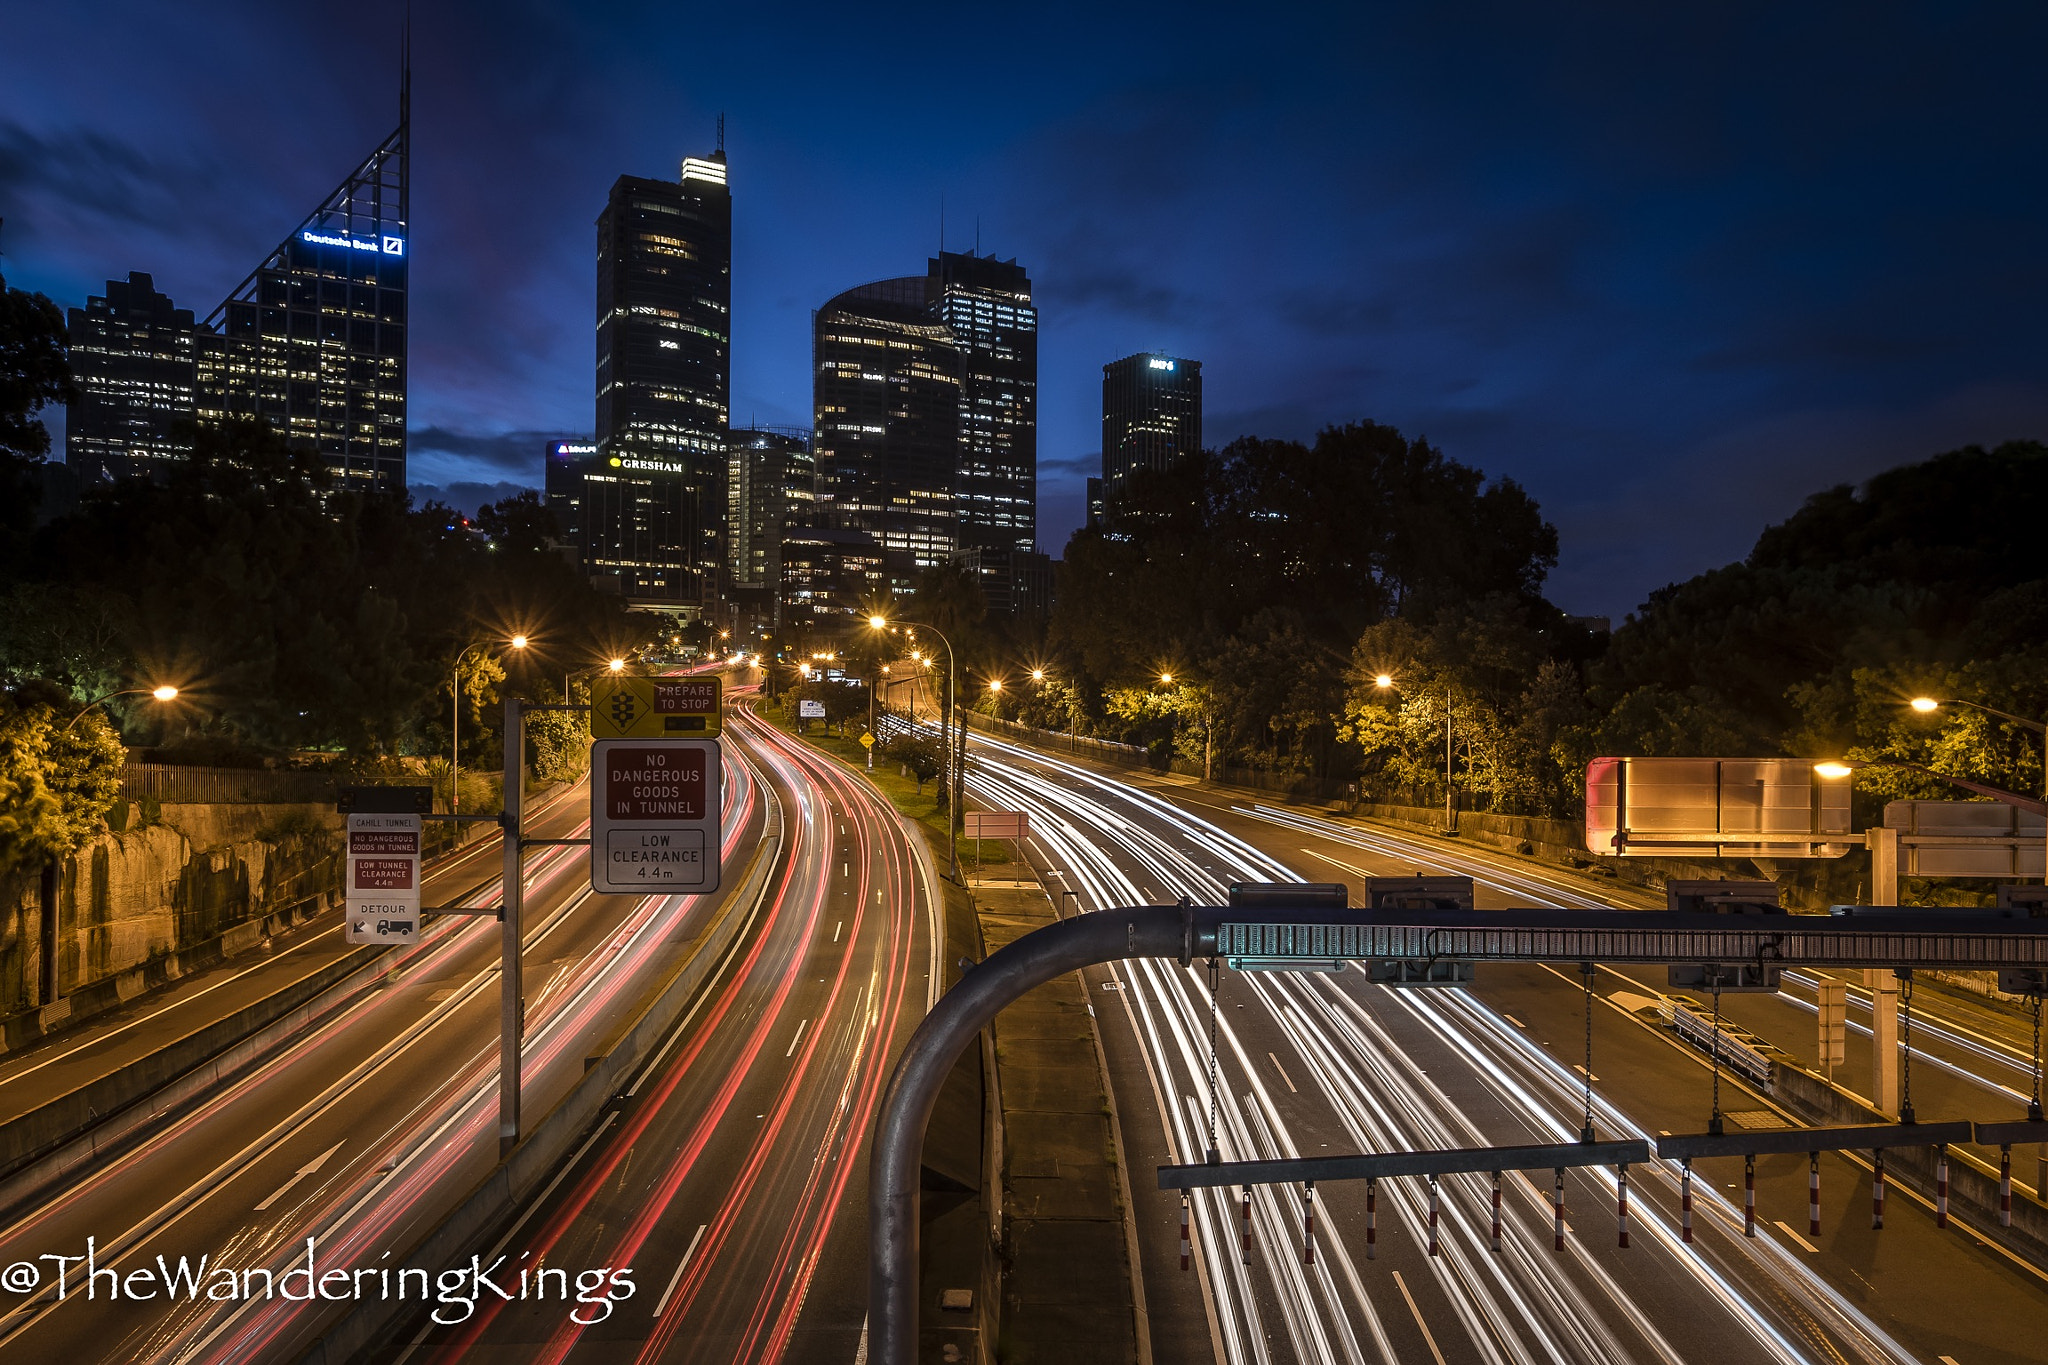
xmin=120 ymin=764 xmax=339 ymax=806
xmin=963 ymin=711 xmax=1148 ymax=767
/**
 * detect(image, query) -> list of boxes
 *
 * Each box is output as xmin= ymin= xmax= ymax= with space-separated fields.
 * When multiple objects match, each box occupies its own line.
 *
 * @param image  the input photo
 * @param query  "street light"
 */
xmin=453 ymin=636 xmax=526 ymax=815
xmin=1907 ymin=697 xmax=2048 ymax=799
xmin=870 ymin=614 xmax=961 ymax=881
xmin=1377 ymin=672 xmax=1459 ymax=835
xmin=63 ymin=685 xmax=179 ymax=732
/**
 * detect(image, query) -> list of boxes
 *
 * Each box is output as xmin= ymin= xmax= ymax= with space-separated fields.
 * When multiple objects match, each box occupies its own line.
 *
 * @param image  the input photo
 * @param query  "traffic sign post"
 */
xmin=344 ymin=811 xmax=422 ymax=944
xmin=589 ymin=739 xmax=723 ymax=895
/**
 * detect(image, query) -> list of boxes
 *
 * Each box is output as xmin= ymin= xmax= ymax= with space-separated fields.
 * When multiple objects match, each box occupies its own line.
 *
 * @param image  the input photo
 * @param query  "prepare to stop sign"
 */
xmin=589 ymin=739 xmax=723 ymax=894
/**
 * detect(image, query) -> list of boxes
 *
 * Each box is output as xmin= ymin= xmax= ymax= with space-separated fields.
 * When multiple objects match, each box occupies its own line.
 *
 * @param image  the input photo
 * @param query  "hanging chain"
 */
xmin=1580 ymin=963 xmax=1596 ymax=1142
xmin=1709 ymin=983 xmax=1724 ymax=1135
xmin=2030 ymin=993 xmax=2044 ymax=1122
xmin=1206 ymin=954 xmax=1222 ymax=1165
xmin=1899 ymin=970 xmax=1915 ymax=1123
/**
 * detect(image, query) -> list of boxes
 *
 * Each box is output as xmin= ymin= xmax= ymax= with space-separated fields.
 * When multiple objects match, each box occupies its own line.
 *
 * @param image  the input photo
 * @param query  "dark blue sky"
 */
xmin=5 ymin=2 xmax=2044 ymax=618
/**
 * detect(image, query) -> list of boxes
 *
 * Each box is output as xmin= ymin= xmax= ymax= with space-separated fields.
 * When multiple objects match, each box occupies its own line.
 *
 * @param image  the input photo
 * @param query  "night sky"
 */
xmin=5 ymin=2 xmax=2043 ymax=619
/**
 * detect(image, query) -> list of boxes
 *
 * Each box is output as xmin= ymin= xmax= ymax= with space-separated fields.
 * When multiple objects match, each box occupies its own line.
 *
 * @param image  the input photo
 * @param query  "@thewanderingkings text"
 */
xmin=2 ymin=1238 xmax=636 ymax=1324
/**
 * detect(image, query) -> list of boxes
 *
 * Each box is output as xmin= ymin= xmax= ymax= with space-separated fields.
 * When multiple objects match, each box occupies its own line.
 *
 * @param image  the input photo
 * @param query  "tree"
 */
xmin=0 ymin=684 xmax=124 ymax=878
xmin=887 ymin=733 xmax=945 ymax=793
xmin=0 ymin=268 xmax=76 ymax=552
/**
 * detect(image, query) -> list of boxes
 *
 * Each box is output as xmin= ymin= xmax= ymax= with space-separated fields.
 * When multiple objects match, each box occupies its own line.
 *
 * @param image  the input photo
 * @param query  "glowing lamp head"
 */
xmin=1031 ymin=669 xmax=1045 ymax=681
xmin=868 ymin=615 xmax=888 ymax=630
xmin=1159 ymin=673 xmax=1173 ymax=685
xmin=510 ymin=635 xmax=528 ymax=650
xmin=1813 ymin=762 xmax=1856 ymax=780
xmin=1374 ymin=673 xmax=1394 ymax=689
xmin=988 ymin=679 xmax=1003 ymax=693
xmin=1909 ymin=697 xmax=1940 ymax=713
xmin=150 ymin=685 xmax=179 ymax=702
xmin=608 ymin=658 xmax=626 ymax=672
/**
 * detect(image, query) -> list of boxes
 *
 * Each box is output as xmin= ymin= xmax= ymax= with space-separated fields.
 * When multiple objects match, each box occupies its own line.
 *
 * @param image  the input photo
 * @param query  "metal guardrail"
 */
xmin=1661 ymin=995 xmax=1779 ymax=1090
xmin=119 ymin=764 xmax=339 ymax=805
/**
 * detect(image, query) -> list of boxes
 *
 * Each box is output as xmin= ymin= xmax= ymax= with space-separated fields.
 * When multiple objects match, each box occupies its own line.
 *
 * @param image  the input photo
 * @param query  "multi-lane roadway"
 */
xmin=963 ymin=731 xmax=2048 ymax=1365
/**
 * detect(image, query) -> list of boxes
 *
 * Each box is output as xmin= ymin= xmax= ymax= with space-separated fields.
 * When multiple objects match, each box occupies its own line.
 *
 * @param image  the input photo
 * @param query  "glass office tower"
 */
xmin=812 ymin=277 xmax=961 ymax=572
xmin=1101 ymin=351 xmax=1202 ymax=503
xmin=592 ymin=152 xmax=732 ymax=613
xmin=65 ymin=273 xmax=198 ymax=485
xmin=197 ymin=116 xmax=409 ymax=490
xmin=927 ymin=251 xmax=1036 ymax=554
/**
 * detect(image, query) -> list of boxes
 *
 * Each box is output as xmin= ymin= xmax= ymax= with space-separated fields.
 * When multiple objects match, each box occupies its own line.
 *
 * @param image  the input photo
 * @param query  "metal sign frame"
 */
xmin=344 ymin=811 xmax=422 ymax=943
xmin=589 ymin=738 xmax=723 ymax=895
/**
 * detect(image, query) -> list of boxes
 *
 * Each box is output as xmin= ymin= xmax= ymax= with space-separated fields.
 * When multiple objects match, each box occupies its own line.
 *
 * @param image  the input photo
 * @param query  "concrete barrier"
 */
xmin=298 ymin=804 xmax=785 ymax=1365
xmin=1773 ymin=1063 xmax=2048 ymax=1266
xmin=0 ymin=924 xmax=386 ymax=1202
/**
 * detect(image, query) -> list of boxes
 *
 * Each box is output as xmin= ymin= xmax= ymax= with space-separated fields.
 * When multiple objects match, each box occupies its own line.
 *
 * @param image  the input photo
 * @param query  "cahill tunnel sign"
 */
xmin=589 ymin=739 xmax=723 ymax=895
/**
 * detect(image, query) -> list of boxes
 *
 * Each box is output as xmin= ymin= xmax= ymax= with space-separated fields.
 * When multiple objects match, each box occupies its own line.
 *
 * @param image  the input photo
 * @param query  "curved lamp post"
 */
xmin=64 ymin=685 xmax=178 ymax=733
xmin=869 ymin=614 xmax=959 ymax=882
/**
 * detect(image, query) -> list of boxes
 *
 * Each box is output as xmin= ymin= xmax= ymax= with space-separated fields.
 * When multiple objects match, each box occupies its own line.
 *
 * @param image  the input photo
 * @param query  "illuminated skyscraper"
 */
xmin=64 ymin=273 xmax=198 ymax=484
xmin=812 ymin=277 xmax=961 ymax=572
xmin=196 ymin=99 xmax=409 ymax=489
xmin=928 ymin=252 xmax=1036 ymax=554
xmin=591 ymin=150 xmax=732 ymax=613
xmin=1101 ymin=351 xmax=1202 ymax=503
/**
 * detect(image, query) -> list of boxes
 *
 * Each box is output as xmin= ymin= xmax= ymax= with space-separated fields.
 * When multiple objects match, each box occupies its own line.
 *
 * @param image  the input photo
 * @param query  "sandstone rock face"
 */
xmin=0 ymin=802 xmax=342 ymax=1017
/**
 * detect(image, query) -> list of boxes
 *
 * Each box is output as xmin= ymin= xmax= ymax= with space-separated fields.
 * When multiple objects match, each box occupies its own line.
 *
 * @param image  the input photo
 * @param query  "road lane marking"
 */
xmin=1773 ymin=1219 xmax=1819 ymax=1252
xmin=1502 ymin=1014 xmax=1525 ymax=1028
xmin=653 ymin=1224 xmax=709 ymax=1317
xmin=834 ymin=920 xmax=843 ymax=942
xmin=253 ymin=1141 xmax=344 ymax=1212
xmin=1268 ymin=1052 xmax=1297 ymax=1093
xmin=787 ymin=1018 xmax=810 ymax=1057
xmin=1391 ymin=1270 xmax=1449 ymax=1365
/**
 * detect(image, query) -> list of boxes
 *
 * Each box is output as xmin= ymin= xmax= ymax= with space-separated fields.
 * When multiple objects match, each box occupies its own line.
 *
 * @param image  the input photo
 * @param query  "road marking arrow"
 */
xmin=255 ymin=1141 xmax=344 ymax=1212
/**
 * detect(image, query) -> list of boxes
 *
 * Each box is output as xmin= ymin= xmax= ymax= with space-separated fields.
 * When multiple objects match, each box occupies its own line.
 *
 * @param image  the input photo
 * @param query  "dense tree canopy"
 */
xmin=1 ymin=421 xmax=648 ymax=762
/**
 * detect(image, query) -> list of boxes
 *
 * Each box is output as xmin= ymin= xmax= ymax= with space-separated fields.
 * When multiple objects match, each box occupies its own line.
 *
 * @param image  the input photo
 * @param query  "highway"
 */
xmin=0 ymin=727 xmax=770 ymax=1363
xmin=962 ymin=731 xmax=2048 ymax=1365
xmin=409 ymin=700 xmax=939 ymax=1363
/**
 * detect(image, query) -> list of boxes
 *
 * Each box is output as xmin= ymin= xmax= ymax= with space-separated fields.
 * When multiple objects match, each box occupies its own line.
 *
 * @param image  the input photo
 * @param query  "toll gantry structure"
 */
xmin=864 ymin=882 xmax=2048 ymax=1364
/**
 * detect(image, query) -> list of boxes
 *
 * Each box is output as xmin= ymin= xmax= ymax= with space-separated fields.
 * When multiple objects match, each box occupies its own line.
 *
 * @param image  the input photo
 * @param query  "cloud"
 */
xmin=407 ymin=426 xmax=566 ymax=480
xmin=0 ymin=122 xmax=194 ymax=226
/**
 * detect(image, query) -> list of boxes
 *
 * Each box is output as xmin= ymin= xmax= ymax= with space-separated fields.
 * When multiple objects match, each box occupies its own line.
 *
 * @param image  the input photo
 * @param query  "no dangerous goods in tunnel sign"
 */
xmin=589 ymin=739 xmax=723 ymax=895
xmin=345 ymin=812 xmax=422 ymax=944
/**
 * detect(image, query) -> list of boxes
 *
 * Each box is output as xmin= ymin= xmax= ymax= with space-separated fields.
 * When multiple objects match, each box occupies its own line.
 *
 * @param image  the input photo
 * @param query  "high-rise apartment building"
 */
xmin=64 ymin=273 xmax=198 ymax=485
xmin=591 ymin=151 xmax=732 ymax=614
xmin=812 ymin=277 xmax=961 ymax=572
xmin=928 ymin=252 xmax=1036 ymax=554
xmin=1101 ymin=352 xmax=1202 ymax=502
xmin=197 ymin=111 xmax=409 ymax=489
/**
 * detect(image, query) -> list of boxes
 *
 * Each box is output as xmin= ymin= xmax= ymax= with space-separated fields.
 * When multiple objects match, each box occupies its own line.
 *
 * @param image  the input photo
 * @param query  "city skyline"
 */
xmin=6 ymin=4 xmax=2048 ymax=619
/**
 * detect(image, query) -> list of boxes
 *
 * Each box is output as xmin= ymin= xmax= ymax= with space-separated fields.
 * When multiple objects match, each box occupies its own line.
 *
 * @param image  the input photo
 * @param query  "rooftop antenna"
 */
xmin=400 ymin=2 xmax=411 ymax=132
xmin=717 ymin=112 xmax=725 ymax=155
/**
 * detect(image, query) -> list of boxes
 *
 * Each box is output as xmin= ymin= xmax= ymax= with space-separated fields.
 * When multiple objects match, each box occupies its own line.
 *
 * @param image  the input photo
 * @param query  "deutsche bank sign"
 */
xmin=301 ymin=229 xmax=406 ymax=257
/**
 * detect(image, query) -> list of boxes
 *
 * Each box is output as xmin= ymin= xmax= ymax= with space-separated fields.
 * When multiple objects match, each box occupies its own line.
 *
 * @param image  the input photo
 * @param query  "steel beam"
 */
xmin=1158 ymin=1139 xmax=1649 ymax=1190
xmin=1658 ymin=1121 xmax=1971 ymax=1161
xmin=1975 ymin=1119 xmax=2048 ymax=1146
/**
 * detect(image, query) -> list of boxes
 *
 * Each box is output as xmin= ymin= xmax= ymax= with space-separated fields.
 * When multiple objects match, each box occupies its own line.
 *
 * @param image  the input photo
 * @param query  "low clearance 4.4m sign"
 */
xmin=589 ymin=739 xmax=722 ymax=894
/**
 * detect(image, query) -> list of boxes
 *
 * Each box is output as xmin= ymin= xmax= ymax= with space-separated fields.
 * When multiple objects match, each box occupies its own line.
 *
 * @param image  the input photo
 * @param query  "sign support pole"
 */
xmin=1869 ymin=828 xmax=1900 ymax=1116
xmin=500 ymin=694 xmax=524 ymax=1157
